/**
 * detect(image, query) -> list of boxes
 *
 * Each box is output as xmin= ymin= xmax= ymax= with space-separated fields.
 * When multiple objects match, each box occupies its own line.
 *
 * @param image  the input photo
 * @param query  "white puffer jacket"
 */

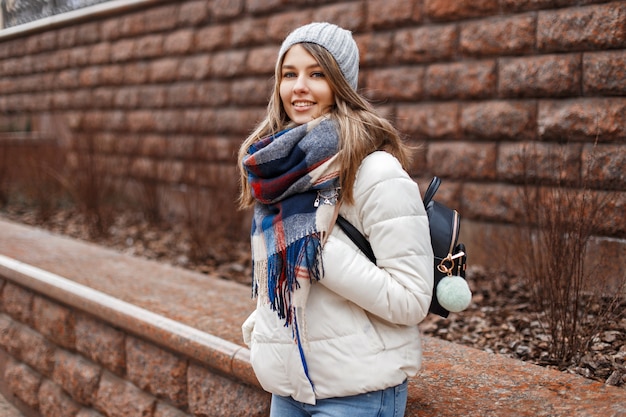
xmin=242 ymin=151 xmax=434 ymax=405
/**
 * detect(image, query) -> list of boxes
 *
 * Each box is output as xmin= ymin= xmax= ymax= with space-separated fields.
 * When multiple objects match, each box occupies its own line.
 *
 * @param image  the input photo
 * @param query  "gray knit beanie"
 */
xmin=278 ymin=22 xmax=360 ymax=90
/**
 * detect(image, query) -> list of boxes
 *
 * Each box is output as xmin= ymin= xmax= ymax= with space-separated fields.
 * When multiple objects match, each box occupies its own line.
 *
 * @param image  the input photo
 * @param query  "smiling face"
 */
xmin=279 ymin=44 xmax=336 ymax=125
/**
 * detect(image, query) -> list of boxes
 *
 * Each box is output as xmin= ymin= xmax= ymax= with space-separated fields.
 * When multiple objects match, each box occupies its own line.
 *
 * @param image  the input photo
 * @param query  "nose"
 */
xmin=293 ymin=74 xmax=308 ymax=93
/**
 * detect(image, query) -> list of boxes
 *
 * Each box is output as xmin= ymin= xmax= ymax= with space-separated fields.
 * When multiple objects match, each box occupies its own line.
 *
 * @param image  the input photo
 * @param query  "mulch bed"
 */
xmin=1 ymin=206 xmax=624 ymax=389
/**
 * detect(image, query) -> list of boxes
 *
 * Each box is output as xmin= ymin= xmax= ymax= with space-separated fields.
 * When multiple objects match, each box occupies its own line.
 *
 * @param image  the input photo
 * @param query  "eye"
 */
xmin=311 ymin=71 xmax=325 ymax=78
xmin=282 ymin=71 xmax=297 ymax=78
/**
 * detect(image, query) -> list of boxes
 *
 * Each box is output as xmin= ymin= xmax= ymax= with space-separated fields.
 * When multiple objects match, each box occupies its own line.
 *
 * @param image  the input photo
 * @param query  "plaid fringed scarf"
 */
xmin=243 ymin=117 xmax=341 ymax=330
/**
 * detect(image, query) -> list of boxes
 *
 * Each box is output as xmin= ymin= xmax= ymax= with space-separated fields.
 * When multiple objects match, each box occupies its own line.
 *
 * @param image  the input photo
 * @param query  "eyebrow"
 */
xmin=281 ymin=64 xmax=323 ymax=70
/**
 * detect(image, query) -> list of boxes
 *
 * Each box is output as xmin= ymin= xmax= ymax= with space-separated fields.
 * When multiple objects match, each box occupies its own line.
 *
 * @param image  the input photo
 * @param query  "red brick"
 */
xmin=211 ymin=50 xmax=248 ymax=78
xmin=76 ymin=409 xmax=106 ymax=417
xmin=31 ymin=296 xmax=75 ymax=349
xmin=246 ymin=0 xmax=284 ymax=13
xmin=135 ymin=35 xmax=164 ymax=59
xmin=52 ymin=349 xmax=101 ymax=405
xmin=92 ymin=88 xmax=115 ymax=109
xmin=213 ymin=108 xmax=262 ymax=135
xmin=312 ymin=2 xmax=367 ymax=31
xmin=187 ymin=363 xmax=270 ymax=417
xmin=127 ymin=111 xmax=156 ymax=132
xmin=393 ymin=25 xmax=457 ymax=63
xmin=355 ymin=32 xmax=394 ymax=66
xmin=5 ymin=320 xmax=55 ymax=376
xmin=183 ymin=109 xmax=215 ymax=134
xmin=500 ymin=0 xmax=582 ymax=13
xmin=407 ymin=144 xmax=428 ymax=177
xmin=141 ymin=135 xmax=169 ymax=157
xmin=212 ymin=0 xmax=244 ymax=20
xmin=460 ymin=14 xmax=536 ymax=57
xmin=178 ymin=0 xmax=210 ymax=26
xmin=38 ymin=31 xmax=58 ymax=52
xmin=0 ymin=78 xmax=14 ymax=95
xmin=100 ymin=65 xmax=125 ymax=85
xmin=79 ymin=68 xmax=101 ymax=88
xmin=124 ymin=62 xmax=151 ymax=84
xmin=52 ymin=91 xmax=71 ymax=110
xmin=38 ymin=380 xmax=81 ymax=417
xmin=265 ymin=11 xmax=314 ymax=43
xmin=56 ymin=26 xmax=77 ymax=48
xmin=0 ymin=57 xmax=18 ymax=76
xmin=538 ymin=3 xmax=626 ymax=52
xmin=195 ymin=136 xmax=239 ymax=162
xmin=119 ymin=12 xmax=147 ymax=38
xmin=89 ymin=42 xmax=111 ymax=65
xmin=101 ymin=19 xmax=124 ymax=42
xmin=364 ymin=67 xmax=425 ymax=102
xmin=499 ymin=54 xmax=581 ymax=98
xmin=94 ymin=371 xmax=156 ymax=417
xmin=150 ymin=58 xmax=180 ymax=83
xmin=538 ymin=98 xmax=626 ymax=142
xmin=461 ymin=100 xmax=536 ymax=140
xmin=425 ymin=60 xmax=496 ymax=99
xmin=428 ymin=142 xmax=497 ymax=180
xmin=144 ymin=5 xmax=179 ymax=32
xmin=246 ymin=46 xmax=279 ymax=76
xmin=68 ymin=46 xmax=92 ymax=67
xmin=25 ymin=36 xmax=41 ymax=55
xmin=230 ymin=78 xmax=269 ymax=107
xmin=110 ymin=39 xmax=136 ymax=63
xmin=56 ymin=69 xmax=81 ymax=89
xmin=230 ymin=17 xmax=268 ymax=47
xmin=195 ymin=25 xmax=231 ymax=51
xmin=177 ymin=55 xmax=210 ymax=80
xmin=497 ymin=142 xmax=582 ymax=183
xmin=1 ymin=282 xmax=33 ymax=324
xmin=126 ymin=336 xmax=187 ymax=408
xmin=155 ymin=402 xmax=192 ymax=417
xmin=595 ymin=191 xmax=626 ymax=236
xmin=461 ymin=183 xmax=523 ymax=222
xmin=157 ymin=160 xmax=185 ymax=183
xmin=137 ymin=86 xmax=167 ymax=108
xmin=164 ymin=29 xmax=194 ymax=55
xmin=104 ymin=110 xmax=127 ymax=131
xmin=4 ymin=358 xmax=42 ymax=410
xmin=396 ymin=103 xmax=459 ymax=139
xmin=75 ymin=22 xmax=101 ymax=45
xmin=583 ymin=50 xmax=626 ymax=95
xmin=166 ymin=83 xmax=196 ymax=107
xmin=0 ymin=313 xmax=12 ymax=348
xmin=582 ymin=144 xmax=626 ymax=189
xmin=368 ymin=0 xmax=421 ymax=28
xmin=424 ymin=0 xmax=499 ymax=21
xmin=114 ymin=88 xmax=140 ymax=109
xmin=129 ymin=156 xmax=155 ymax=179
xmin=154 ymin=110 xmax=186 ymax=132
xmin=167 ymin=135 xmax=197 ymax=159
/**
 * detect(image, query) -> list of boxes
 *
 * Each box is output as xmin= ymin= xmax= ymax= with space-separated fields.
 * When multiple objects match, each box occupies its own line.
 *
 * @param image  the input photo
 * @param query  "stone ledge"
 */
xmin=0 ymin=218 xmax=625 ymax=417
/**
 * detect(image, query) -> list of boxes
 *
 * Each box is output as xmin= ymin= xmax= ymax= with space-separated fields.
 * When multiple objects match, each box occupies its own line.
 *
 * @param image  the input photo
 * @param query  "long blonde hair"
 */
xmin=237 ymin=43 xmax=411 ymax=208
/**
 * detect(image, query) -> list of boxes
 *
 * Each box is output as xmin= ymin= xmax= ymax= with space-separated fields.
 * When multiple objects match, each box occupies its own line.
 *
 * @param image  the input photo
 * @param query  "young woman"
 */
xmin=238 ymin=22 xmax=433 ymax=417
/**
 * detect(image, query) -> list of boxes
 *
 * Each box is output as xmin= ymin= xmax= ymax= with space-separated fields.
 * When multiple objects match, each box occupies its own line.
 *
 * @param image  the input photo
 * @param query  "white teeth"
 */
xmin=293 ymin=101 xmax=313 ymax=107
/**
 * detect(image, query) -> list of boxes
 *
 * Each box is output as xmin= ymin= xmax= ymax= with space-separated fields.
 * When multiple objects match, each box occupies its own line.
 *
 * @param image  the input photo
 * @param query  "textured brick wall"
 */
xmin=0 ymin=278 xmax=269 ymax=417
xmin=0 ymin=0 xmax=625 ymax=265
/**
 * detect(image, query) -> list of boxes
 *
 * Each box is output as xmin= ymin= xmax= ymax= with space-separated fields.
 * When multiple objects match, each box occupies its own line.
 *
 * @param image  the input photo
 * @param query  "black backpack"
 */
xmin=336 ymin=176 xmax=468 ymax=318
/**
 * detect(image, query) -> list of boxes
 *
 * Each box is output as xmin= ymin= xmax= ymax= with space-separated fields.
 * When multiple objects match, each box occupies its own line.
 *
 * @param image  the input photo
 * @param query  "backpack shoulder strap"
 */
xmin=423 ymin=176 xmax=441 ymax=206
xmin=335 ymin=215 xmax=377 ymax=264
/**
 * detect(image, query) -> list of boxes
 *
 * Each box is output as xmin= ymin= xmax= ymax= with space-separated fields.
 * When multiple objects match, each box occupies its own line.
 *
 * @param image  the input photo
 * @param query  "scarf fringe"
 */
xmin=252 ymin=234 xmax=324 ymax=327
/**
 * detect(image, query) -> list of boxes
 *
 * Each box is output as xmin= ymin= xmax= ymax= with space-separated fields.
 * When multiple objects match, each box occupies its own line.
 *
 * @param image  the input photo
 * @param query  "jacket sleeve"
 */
xmin=320 ymin=151 xmax=434 ymax=325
